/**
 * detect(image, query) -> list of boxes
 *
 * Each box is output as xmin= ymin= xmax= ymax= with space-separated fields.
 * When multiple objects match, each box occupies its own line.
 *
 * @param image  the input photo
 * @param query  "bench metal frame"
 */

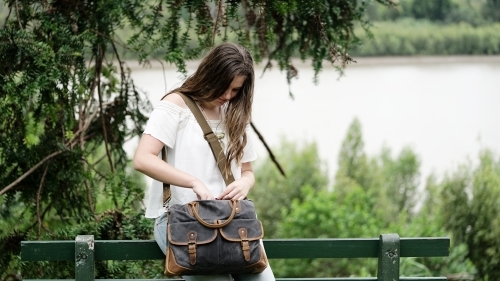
xmin=21 ymin=233 xmax=450 ymax=281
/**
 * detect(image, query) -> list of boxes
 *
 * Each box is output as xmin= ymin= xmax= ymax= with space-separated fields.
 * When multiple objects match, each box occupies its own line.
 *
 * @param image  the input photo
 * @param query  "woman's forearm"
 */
xmin=134 ymin=152 xmax=200 ymax=189
xmin=240 ymin=170 xmax=255 ymax=189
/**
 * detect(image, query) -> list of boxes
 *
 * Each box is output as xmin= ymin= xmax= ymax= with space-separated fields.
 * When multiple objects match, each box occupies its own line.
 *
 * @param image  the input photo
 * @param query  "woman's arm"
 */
xmin=133 ymin=134 xmax=214 ymax=200
xmin=217 ymin=162 xmax=255 ymax=200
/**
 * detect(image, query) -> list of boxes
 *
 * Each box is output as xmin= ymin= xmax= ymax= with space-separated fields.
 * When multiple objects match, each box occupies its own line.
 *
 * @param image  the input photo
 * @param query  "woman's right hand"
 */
xmin=191 ymin=181 xmax=214 ymax=200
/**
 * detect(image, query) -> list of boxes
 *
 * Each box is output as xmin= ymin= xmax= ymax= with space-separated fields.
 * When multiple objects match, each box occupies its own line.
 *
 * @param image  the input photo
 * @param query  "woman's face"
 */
xmin=213 ymin=75 xmax=246 ymax=106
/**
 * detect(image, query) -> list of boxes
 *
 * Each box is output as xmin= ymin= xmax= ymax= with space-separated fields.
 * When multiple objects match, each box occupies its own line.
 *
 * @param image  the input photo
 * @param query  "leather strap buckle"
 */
xmin=187 ymin=231 xmax=197 ymax=265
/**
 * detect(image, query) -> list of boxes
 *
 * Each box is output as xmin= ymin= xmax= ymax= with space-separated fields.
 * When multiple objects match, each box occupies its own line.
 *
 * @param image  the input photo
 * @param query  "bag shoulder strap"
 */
xmin=177 ymin=93 xmax=235 ymax=186
xmin=161 ymin=146 xmax=171 ymax=203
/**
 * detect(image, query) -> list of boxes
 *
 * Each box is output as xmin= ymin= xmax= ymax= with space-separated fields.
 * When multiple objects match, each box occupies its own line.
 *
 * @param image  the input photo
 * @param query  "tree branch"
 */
xmin=96 ymin=45 xmax=115 ymax=174
xmin=212 ymin=0 xmax=223 ymax=46
xmin=0 ymin=150 xmax=64 ymax=196
xmin=37 ymin=164 xmax=49 ymax=239
xmin=110 ymin=40 xmax=126 ymax=99
xmin=250 ymin=121 xmax=286 ymax=177
xmin=15 ymin=0 xmax=22 ymax=29
xmin=95 ymin=45 xmax=118 ymax=208
xmin=3 ymin=6 xmax=12 ymax=27
xmin=89 ymin=28 xmax=129 ymax=50
xmin=84 ymin=180 xmax=95 ymax=215
xmin=27 ymin=202 xmax=53 ymax=234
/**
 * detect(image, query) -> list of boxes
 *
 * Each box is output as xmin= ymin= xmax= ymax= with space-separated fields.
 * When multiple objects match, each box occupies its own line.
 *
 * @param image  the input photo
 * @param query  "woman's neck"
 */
xmin=199 ymin=102 xmax=222 ymax=120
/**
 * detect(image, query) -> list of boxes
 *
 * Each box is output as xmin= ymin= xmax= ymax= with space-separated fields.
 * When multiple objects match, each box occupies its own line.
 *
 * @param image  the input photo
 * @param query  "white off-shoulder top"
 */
xmin=142 ymin=100 xmax=257 ymax=218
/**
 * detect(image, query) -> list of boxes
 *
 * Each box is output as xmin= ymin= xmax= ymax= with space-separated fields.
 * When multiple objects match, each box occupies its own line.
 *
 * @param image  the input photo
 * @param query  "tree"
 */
xmin=334 ymin=118 xmax=373 ymax=197
xmin=379 ymin=146 xmax=420 ymax=216
xmin=440 ymin=150 xmax=500 ymax=280
xmin=410 ymin=0 xmax=453 ymax=22
xmin=483 ymin=0 xmax=500 ymax=22
xmin=273 ymin=186 xmax=383 ymax=278
xmin=250 ymin=139 xmax=329 ymax=238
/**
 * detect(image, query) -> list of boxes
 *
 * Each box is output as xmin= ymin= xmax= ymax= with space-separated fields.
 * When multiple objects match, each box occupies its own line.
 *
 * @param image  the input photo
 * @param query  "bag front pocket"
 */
xmin=168 ymin=221 xmax=218 ymax=268
xmin=218 ymin=219 xmax=264 ymax=267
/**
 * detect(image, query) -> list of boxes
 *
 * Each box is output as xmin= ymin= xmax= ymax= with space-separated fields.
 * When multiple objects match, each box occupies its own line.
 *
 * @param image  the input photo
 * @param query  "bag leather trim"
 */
xmin=218 ymin=220 xmax=264 ymax=242
xmin=167 ymin=224 xmax=217 ymax=245
xmin=165 ymin=246 xmax=193 ymax=275
xmin=245 ymin=244 xmax=268 ymax=273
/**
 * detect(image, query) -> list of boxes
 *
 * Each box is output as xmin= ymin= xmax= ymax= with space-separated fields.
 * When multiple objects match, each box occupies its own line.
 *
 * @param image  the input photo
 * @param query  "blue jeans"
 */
xmin=154 ymin=212 xmax=276 ymax=281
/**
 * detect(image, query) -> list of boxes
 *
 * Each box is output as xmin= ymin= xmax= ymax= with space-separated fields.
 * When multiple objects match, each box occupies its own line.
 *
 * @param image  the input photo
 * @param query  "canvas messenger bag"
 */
xmin=165 ymin=199 xmax=268 ymax=275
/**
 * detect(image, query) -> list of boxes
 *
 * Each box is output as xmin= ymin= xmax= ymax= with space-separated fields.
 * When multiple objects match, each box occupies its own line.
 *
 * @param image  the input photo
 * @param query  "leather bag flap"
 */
xmin=168 ymin=222 xmax=217 ymax=245
xmin=218 ymin=219 xmax=264 ymax=242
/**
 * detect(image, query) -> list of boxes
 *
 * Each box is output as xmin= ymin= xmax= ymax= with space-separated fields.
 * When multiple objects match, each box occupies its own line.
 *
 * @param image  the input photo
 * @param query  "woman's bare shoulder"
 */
xmin=162 ymin=93 xmax=188 ymax=109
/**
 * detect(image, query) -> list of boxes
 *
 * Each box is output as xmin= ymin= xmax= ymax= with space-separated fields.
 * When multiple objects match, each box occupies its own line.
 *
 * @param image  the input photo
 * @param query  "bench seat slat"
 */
xmin=21 ymin=238 xmax=450 ymax=261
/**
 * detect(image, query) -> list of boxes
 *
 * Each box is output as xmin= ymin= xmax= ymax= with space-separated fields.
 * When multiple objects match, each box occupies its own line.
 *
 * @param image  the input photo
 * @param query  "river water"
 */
xmin=128 ymin=56 xmax=500 ymax=188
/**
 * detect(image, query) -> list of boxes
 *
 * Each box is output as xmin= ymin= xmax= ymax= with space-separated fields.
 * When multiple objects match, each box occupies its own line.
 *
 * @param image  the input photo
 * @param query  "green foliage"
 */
xmin=365 ymin=0 xmax=411 ymax=21
xmin=251 ymin=139 xmax=329 ymax=238
xmin=122 ymin=0 xmax=393 ymax=85
xmin=440 ymin=150 xmax=500 ymax=280
xmin=353 ymin=20 xmax=500 ymax=56
xmin=483 ymin=0 xmax=500 ymax=22
xmin=365 ymin=0 xmax=495 ymax=25
xmin=379 ymin=146 xmax=420 ymax=216
xmin=272 ymin=186 xmax=383 ymax=278
xmin=265 ymin=118 xmax=468 ymax=278
xmin=13 ymin=210 xmax=157 ymax=279
xmin=361 ymin=0 xmax=500 ymax=57
xmin=410 ymin=0 xmax=453 ymax=22
xmin=277 ymin=185 xmax=385 ymax=239
xmin=335 ymin=118 xmax=372 ymax=193
xmin=334 ymin=118 xmax=421 ymax=222
xmin=445 ymin=0 xmax=488 ymax=26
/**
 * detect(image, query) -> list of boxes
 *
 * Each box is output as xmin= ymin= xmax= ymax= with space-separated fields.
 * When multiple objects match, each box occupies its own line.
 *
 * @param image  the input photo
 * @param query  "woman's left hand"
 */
xmin=217 ymin=177 xmax=253 ymax=200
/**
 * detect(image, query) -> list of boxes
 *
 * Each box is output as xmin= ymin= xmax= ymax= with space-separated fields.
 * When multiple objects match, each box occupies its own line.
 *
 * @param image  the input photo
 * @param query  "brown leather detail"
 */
xmin=165 ymin=246 xmax=192 ymax=276
xmin=246 ymin=244 xmax=269 ymax=273
xmin=162 ymin=146 xmax=171 ymax=203
xmin=191 ymin=200 xmax=237 ymax=228
xmin=187 ymin=201 xmax=196 ymax=216
xmin=238 ymin=228 xmax=250 ymax=261
xmin=234 ymin=200 xmax=241 ymax=214
xmin=218 ymin=220 xmax=264 ymax=242
xmin=187 ymin=231 xmax=197 ymax=265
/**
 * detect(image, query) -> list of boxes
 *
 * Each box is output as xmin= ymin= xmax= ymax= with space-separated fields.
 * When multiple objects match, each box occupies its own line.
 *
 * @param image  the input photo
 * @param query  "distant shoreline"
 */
xmin=124 ymin=55 xmax=500 ymax=71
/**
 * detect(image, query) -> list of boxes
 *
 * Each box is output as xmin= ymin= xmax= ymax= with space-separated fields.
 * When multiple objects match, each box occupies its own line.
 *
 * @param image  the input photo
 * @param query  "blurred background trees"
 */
xmin=356 ymin=0 xmax=500 ymax=56
xmin=251 ymin=118 xmax=498 ymax=280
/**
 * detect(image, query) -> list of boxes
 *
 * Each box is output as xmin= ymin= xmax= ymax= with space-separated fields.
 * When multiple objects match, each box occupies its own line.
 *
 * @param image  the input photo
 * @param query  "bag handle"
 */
xmin=189 ymin=200 xmax=237 ymax=228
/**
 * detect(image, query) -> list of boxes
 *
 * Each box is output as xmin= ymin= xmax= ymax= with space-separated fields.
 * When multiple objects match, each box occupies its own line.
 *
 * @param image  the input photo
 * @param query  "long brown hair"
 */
xmin=170 ymin=42 xmax=255 ymax=176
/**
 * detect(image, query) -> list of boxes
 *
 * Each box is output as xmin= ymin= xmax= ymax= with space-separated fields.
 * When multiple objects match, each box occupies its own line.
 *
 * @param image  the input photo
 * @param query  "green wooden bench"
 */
xmin=21 ymin=233 xmax=449 ymax=281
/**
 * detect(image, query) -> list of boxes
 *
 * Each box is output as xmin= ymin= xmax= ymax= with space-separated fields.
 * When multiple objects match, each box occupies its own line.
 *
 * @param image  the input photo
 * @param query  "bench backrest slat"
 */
xmin=21 ymin=237 xmax=450 ymax=261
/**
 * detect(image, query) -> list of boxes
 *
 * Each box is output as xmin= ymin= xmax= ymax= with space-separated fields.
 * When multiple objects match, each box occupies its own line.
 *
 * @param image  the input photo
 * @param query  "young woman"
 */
xmin=133 ymin=43 xmax=275 ymax=281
